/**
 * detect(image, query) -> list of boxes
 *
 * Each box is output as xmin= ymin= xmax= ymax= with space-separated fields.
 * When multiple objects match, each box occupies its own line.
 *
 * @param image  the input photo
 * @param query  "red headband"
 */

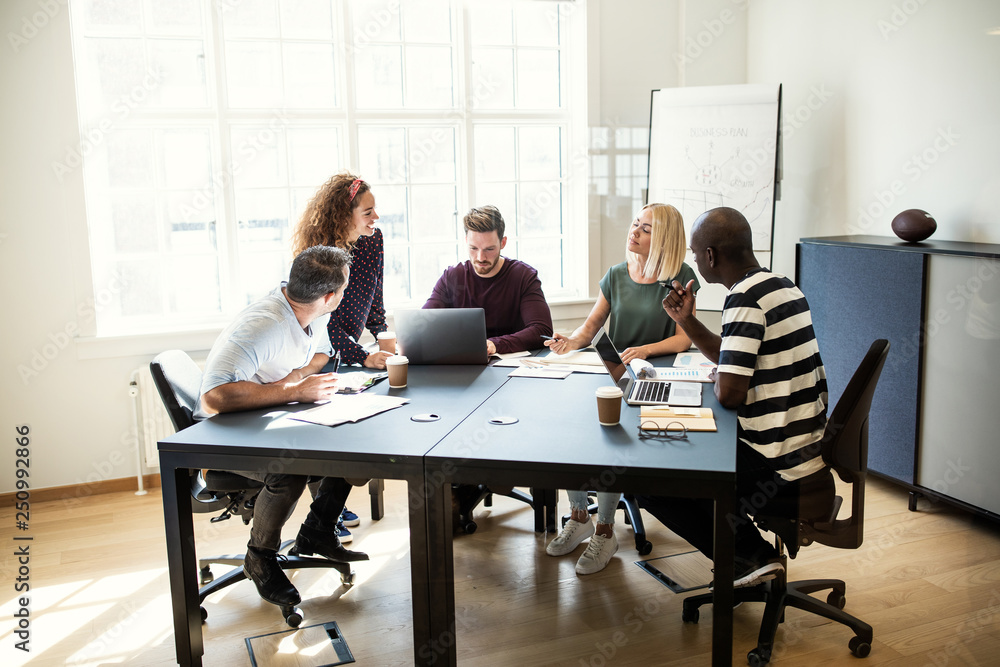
xmin=348 ymin=179 xmax=363 ymax=201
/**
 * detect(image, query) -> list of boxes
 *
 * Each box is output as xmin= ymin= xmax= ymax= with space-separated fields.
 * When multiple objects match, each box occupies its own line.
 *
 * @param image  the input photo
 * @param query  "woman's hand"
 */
xmin=620 ymin=345 xmax=651 ymax=364
xmin=363 ymin=351 xmax=394 ymax=370
xmin=544 ymin=333 xmax=579 ymax=355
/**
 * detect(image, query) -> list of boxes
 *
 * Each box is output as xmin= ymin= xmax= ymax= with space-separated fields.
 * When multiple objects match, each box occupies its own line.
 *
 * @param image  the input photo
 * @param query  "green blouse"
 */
xmin=598 ymin=262 xmax=700 ymax=349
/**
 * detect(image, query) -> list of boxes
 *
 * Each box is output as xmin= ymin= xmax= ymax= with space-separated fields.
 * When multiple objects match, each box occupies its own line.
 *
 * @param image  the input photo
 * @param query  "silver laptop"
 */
xmin=394 ymin=308 xmax=489 ymax=365
xmin=593 ymin=330 xmax=702 ymax=406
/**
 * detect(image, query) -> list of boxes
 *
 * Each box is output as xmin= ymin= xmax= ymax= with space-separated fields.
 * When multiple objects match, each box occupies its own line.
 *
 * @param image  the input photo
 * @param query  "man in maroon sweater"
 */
xmin=423 ymin=205 xmax=553 ymax=354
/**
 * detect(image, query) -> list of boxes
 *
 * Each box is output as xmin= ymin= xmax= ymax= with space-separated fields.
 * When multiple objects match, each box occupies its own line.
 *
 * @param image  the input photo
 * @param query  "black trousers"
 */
xmin=636 ymin=445 xmax=798 ymax=562
xmin=239 ymin=472 xmax=352 ymax=552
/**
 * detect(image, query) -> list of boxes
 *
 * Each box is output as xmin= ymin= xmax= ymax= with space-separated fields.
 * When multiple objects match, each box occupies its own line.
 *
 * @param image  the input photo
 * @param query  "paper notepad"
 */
xmin=538 ymin=349 xmax=605 ymax=366
xmin=290 ymin=394 xmax=409 ymax=427
xmin=639 ymin=406 xmax=717 ymax=431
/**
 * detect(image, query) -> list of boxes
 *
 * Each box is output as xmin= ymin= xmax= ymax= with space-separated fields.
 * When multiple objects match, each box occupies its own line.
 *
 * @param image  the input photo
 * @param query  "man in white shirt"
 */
xmin=198 ymin=245 xmax=366 ymax=609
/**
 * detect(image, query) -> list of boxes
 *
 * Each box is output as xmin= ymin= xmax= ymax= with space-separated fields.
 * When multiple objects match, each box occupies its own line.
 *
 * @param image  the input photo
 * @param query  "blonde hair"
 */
xmin=627 ymin=203 xmax=686 ymax=281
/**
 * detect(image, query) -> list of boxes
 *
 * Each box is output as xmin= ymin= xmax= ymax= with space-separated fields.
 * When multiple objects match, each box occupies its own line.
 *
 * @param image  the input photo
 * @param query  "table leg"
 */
xmin=368 ymin=478 xmax=385 ymax=520
xmin=418 ymin=469 xmax=457 ymax=666
xmin=711 ymin=490 xmax=736 ymax=667
xmin=530 ymin=488 xmax=558 ymax=533
xmin=160 ymin=457 xmax=202 ymax=667
xmin=409 ymin=474 xmax=456 ymax=666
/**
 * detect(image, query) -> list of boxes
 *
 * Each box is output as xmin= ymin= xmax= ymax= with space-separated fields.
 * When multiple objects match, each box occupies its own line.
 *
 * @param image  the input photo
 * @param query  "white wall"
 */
xmin=747 ymin=0 xmax=1000 ymax=275
xmin=0 ymin=1 xmax=157 ymax=496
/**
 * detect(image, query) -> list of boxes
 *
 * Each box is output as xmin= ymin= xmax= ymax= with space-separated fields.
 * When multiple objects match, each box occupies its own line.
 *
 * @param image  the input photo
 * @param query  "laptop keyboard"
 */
xmin=631 ymin=380 xmax=671 ymax=403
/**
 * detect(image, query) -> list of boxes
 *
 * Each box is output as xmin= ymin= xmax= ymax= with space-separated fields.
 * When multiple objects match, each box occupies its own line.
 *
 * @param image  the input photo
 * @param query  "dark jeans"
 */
xmin=636 ymin=445 xmax=798 ymax=563
xmin=238 ymin=472 xmax=352 ymax=552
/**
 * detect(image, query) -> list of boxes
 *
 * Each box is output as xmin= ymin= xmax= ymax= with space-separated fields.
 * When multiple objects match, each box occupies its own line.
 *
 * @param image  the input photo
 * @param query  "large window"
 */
xmin=69 ymin=0 xmax=587 ymax=336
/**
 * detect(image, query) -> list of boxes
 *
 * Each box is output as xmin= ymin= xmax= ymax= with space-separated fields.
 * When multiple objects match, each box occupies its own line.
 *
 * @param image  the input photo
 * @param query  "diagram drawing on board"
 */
xmin=647 ymin=84 xmax=782 ymax=309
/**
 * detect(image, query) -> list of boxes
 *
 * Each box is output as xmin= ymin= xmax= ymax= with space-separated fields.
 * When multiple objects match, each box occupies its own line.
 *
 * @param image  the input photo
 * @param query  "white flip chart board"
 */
xmin=647 ymin=84 xmax=782 ymax=310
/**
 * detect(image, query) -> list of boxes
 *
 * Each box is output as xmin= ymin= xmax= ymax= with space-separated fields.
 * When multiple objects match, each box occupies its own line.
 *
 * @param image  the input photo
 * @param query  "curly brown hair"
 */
xmin=290 ymin=172 xmax=371 ymax=255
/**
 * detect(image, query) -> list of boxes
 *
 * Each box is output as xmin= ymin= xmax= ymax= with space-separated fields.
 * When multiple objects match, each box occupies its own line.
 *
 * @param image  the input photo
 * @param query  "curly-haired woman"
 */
xmin=291 ymin=173 xmax=393 ymax=370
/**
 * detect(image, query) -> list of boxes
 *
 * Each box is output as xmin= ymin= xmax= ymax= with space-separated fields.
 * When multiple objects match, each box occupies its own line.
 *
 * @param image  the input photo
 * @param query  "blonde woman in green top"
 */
xmin=543 ymin=202 xmax=700 ymax=574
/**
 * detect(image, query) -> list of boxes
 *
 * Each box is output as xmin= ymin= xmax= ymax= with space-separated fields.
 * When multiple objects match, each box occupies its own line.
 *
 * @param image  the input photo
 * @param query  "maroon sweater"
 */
xmin=423 ymin=258 xmax=553 ymax=354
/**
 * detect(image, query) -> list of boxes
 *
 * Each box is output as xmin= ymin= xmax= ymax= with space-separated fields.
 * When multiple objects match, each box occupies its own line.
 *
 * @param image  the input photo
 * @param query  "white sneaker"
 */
xmin=734 ymin=561 xmax=783 ymax=589
xmin=546 ymin=519 xmax=596 ymax=556
xmin=575 ymin=532 xmax=619 ymax=575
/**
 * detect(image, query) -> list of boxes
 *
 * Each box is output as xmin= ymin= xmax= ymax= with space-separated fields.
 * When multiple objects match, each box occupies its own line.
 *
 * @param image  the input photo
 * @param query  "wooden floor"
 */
xmin=3 ymin=476 xmax=1000 ymax=666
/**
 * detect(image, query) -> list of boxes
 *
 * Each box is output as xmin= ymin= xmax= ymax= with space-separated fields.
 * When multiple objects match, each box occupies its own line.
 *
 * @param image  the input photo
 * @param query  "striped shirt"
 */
xmin=718 ymin=270 xmax=828 ymax=481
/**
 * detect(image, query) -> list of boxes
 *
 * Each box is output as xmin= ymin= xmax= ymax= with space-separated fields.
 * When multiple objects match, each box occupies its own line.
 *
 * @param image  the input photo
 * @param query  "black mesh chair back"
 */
xmin=150 ymin=350 xmax=260 ymax=517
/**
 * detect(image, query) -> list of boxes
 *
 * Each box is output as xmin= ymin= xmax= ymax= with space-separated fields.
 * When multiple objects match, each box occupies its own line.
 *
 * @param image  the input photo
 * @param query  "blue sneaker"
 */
xmin=336 ymin=521 xmax=353 ymax=544
xmin=341 ymin=507 xmax=360 ymax=528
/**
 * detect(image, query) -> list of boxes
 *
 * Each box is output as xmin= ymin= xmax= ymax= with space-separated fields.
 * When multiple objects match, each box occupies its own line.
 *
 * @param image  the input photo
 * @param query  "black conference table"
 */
xmin=422 ymin=371 xmax=739 ymax=667
xmin=159 ymin=361 xmax=738 ymax=666
xmin=159 ymin=364 xmax=513 ymax=667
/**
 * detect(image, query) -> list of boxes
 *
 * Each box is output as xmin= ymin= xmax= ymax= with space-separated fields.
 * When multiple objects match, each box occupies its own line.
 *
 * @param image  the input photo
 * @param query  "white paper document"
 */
xmin=673 ymin=351 xmax=715 ymax=368
xmin=289 ymin=394 xmax=410 ymax=427
xmin=507 ymin=366 xmax=571 ymax=379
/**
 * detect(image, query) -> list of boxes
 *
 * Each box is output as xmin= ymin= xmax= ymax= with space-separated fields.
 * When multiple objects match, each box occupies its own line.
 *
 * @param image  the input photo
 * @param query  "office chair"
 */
xmin=150 ymin=350 xmax=361 ymax=628
xmin=560 ymin=493 xmax=652 ymax=554
xmin=681 ymin=339 xmax=889 ymax=666
xmin=454 ymin=484 xmax=558 ymax=534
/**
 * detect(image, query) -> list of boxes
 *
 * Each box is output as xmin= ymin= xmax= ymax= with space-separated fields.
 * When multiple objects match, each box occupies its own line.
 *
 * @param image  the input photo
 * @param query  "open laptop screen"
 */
xmin=592 ymin=330 xmax=628 ymax=384
xmin=395 ymin=308 xmax=488 ymax=365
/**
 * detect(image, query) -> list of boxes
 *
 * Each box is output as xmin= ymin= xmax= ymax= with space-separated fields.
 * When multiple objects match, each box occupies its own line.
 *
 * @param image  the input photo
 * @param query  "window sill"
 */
xmin=73 ymin=298 xmax=597 ymax=361
xmin=75 ymin=328 xmax=223 ymax=361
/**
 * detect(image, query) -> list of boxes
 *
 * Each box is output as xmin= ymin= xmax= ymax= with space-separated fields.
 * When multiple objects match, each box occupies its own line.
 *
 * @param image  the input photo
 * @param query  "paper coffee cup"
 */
xmin=377 ymin=331 xmax=396 ymax=353
xmin=386 ymin=355 xmax=409 ymax=388
xmin=596 ymin=386 xmax=624 ymax=426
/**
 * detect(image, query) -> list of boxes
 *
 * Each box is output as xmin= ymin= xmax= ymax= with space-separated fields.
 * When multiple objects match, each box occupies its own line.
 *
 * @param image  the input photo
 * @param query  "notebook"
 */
xmin=592 ymin=330 xmax=702 ymax=407
xmin=394 ymin=308 xmax=489 ymax=365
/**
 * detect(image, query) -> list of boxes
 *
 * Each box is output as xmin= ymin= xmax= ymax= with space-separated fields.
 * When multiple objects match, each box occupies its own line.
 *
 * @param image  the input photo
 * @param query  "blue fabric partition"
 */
xmin=797 ymin=242 xmax=924 ymax=484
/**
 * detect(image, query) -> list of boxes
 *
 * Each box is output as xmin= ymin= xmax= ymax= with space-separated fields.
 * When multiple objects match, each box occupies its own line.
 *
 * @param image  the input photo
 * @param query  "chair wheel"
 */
xmin=827 ymin=590 xmax=846 ymax=609
xmin=341 ymin=570 xmax=356 ymax=587
xmin=747 ymin=647 xmax=770 ymax=666
xmin=637 ymin=540 xmax=652 ymax=556
xmin=200 ymin=566 xmax=214 ymax=585
xmin=463 ymin=521 xmax=478 ymax=534
xmin=282 ymin=606 xmax=303 ymax=628
xmin=849 ymin=636 xmax=871 ymax=658
xmin=681 ymin=607 xmax=699 ymax=623
xmin=200 ymin=606 xmax=208 ymax=622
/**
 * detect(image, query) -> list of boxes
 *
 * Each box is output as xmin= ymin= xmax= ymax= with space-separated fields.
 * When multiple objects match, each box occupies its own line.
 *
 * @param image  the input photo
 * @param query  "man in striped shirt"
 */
xmin=637 ymin=207 xmax=829 ymax=588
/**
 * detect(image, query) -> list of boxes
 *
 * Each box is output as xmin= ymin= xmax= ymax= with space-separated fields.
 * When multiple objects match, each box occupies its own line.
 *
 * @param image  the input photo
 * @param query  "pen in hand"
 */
xmin=332 ymin=350 xmax=341 ymax=373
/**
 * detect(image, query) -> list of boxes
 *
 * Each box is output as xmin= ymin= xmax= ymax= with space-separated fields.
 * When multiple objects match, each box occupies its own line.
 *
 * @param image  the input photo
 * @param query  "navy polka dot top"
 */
xmin=327 ymin=228 xmax=387 ymax=365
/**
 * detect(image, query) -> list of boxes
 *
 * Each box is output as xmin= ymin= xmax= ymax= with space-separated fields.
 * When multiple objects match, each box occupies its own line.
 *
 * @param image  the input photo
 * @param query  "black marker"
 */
xmin=660 ymin=280 xmax=686 ymax=296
